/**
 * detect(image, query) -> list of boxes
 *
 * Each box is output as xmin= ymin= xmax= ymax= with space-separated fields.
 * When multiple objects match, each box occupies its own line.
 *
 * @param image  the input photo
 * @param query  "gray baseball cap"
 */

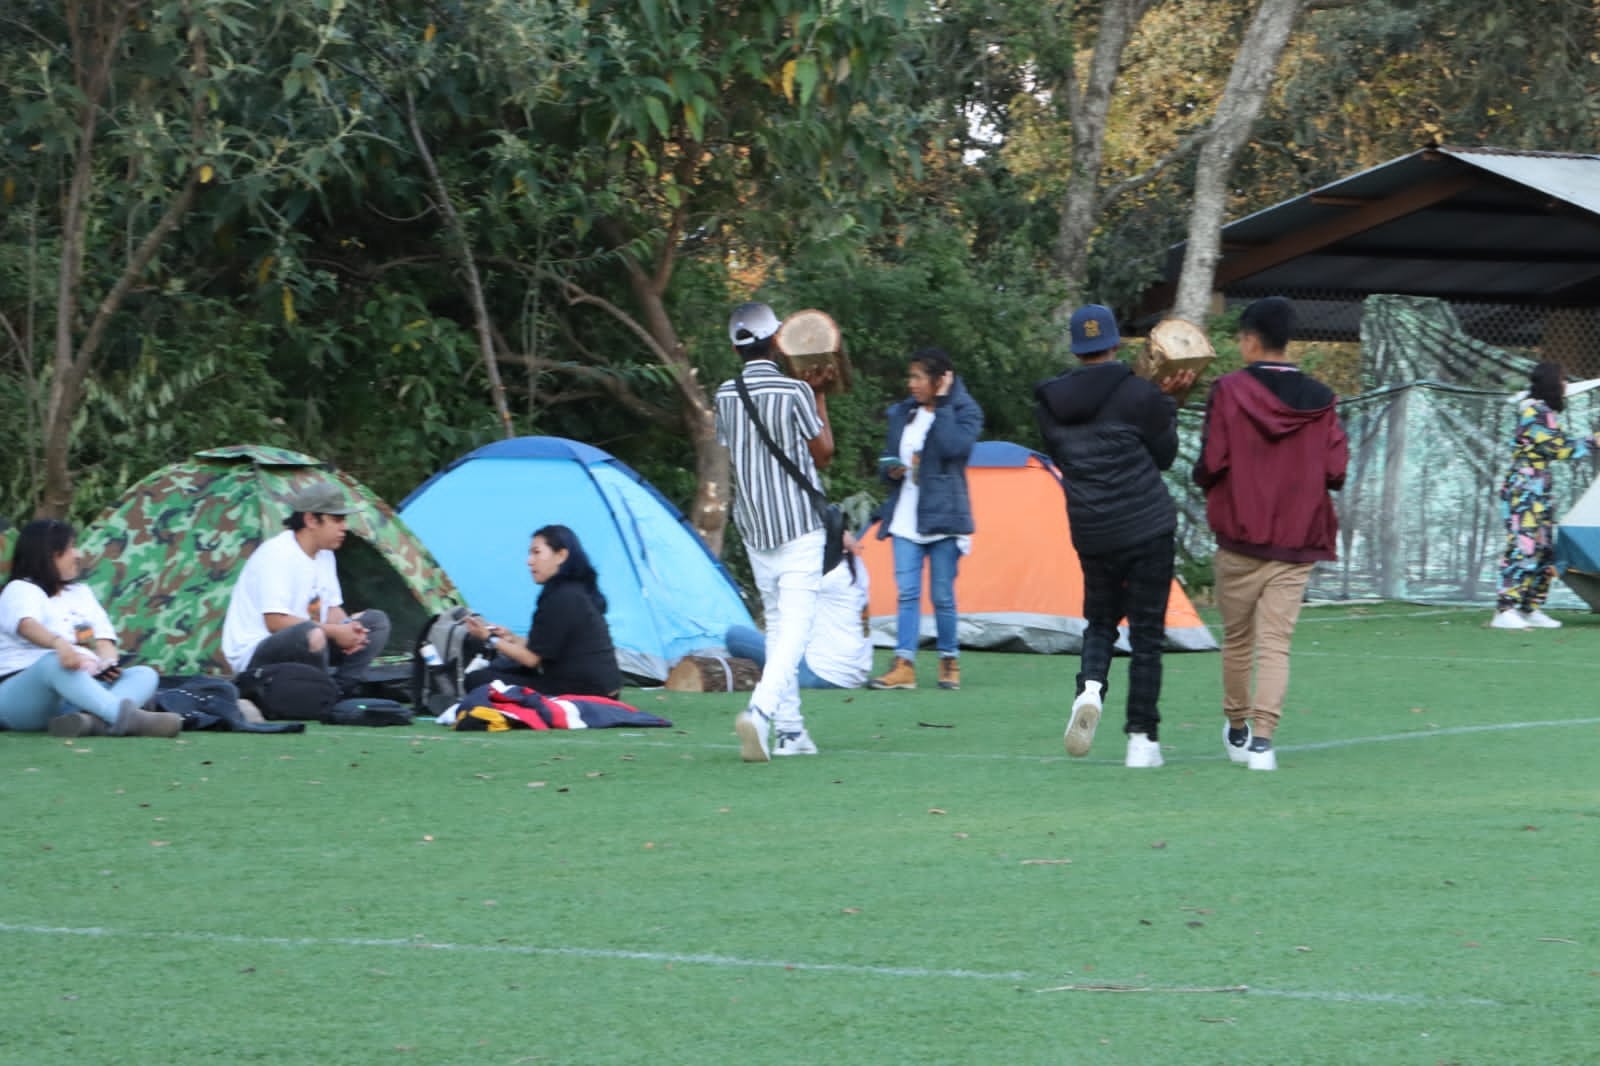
xmin=728 ymin=302 xmax=781 ymax=346
xmin=286 ymin=482 xmax=356 ymax=516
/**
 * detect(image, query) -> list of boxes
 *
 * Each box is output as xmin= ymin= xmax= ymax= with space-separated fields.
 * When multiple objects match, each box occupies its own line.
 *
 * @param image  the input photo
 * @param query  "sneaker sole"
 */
xmin=1247 ymin=751 xmax=1278 ymax=771
xmin=868 ymin=681 xmax=917 ymax=690
xmin=1064 ymin=703 xmax=1100 ymax=757
xmin=734 ymin=714 xmax=770 ymax=763
xmin=937 ymin=682 xmax=960 ymax=691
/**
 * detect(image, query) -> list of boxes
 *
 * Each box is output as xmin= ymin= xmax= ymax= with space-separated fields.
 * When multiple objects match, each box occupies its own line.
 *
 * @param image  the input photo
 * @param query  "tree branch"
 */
xmin=1097 ymin=129 xmax=1213 ymax=210
xmin=403 ymin=85 xmax=515 ymax=439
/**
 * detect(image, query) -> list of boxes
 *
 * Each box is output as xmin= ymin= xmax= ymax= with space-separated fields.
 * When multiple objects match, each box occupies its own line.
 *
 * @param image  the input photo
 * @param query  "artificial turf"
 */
xmin=2 ymin=603 xmax=1596 ymax=1065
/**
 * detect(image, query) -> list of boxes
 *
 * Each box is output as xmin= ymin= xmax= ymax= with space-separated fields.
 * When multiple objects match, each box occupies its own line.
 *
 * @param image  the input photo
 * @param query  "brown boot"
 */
xmin=47 ymin=712 xmax=109 ymax=738
xmin=937 ymin=657 xmax=961 ymax=691
xmin=868 ymin=657 xmax=917 ymax=690
xmin=109 ymin=699 xmax=183 ymax=738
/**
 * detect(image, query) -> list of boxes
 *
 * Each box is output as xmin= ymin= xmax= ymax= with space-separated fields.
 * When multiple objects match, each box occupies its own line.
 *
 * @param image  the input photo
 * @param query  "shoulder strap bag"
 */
xmin=733 ymin=372 xmax=845 ymax=574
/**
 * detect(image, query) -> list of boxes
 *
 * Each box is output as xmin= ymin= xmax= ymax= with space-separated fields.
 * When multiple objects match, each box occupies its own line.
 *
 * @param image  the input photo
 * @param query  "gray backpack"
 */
xmin=409 ymin=607 xmax=488 ymax=714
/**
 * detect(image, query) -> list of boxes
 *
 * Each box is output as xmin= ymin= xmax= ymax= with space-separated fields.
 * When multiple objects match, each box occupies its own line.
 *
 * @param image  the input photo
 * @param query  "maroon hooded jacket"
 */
xmin=1192 ymin=363 xmax=1348 ymax=563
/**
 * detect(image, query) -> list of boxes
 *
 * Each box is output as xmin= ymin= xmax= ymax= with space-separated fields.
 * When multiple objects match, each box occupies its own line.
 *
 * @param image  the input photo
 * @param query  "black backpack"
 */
xmin=410 ymin=607 xmax=488 ymax=714
xmin=235 ymin=663 xmax=341 ymax=722
xmin=156 ymin=677 xmax=305 ymax=733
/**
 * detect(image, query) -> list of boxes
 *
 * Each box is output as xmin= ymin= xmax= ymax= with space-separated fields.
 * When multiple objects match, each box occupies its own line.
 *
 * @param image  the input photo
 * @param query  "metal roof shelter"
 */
xmin=1138 ymin=146 xmax=1600 ymax=360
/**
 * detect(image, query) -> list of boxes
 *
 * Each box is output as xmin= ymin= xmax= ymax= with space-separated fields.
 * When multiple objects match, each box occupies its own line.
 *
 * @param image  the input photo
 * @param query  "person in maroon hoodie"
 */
xmin=1193 ymin=297 xmax=1348 ymax=772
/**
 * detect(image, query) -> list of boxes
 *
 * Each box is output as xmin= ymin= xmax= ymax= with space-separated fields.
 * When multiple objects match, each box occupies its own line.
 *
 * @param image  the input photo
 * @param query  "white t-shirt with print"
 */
xmin=805 ymin=558 xmax=873 ymax=688
xmin=0 ymin=580 xmax=117 ymax=675
xmin=220 ymin=530 xmax=343 ymax=673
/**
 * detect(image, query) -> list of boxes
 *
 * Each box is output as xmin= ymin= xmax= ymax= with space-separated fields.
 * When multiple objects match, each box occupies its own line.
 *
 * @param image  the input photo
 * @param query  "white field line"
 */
xmin=1296 ymin=608 xmax=1482 ymax=623
xmin=308 ymin=715 xmax=1600 ymax=764
xmin=0 ymin=922 xmax=1502 ymax=1008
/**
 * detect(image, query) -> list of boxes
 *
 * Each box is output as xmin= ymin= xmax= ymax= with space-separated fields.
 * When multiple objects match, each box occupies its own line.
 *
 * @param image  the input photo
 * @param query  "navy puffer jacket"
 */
xmin=876 ymin=377 xmax=984 ymax=539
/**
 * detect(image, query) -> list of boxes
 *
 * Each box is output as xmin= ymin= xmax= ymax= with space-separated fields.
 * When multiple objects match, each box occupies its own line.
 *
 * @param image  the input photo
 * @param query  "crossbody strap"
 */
xmin=733 ymin=372 xmax=829 ymax=515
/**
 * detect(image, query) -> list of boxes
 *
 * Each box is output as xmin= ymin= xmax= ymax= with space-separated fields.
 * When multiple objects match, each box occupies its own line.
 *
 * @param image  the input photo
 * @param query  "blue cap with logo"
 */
xmin=1068 ymin=304 xmax=1120 ymax=356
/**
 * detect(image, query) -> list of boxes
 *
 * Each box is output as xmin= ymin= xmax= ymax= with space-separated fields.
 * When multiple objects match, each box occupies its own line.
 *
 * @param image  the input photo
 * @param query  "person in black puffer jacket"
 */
xmin=1034 ymin=305 xmax=1195 ymax=769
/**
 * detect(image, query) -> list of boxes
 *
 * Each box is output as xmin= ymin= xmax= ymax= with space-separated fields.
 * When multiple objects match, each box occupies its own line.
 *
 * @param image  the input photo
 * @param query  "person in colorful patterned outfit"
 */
xmin=1492 ymin=362 xmax=1600 ymax=631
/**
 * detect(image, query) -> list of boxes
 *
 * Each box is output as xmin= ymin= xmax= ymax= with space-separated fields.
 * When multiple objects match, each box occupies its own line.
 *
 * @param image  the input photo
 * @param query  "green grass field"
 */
xmin=3 ymin=603 xmax=1597 ymax=1065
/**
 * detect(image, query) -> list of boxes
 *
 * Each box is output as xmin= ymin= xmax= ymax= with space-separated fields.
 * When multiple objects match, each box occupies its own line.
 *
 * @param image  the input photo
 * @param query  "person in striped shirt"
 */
xmin=715 ymin=301 xmax=836 ymax=762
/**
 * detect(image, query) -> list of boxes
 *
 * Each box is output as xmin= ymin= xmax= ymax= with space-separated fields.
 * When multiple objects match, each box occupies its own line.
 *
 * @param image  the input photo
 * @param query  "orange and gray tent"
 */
xmin=859 ymin=441 xmax=1216 ymax=653
xmin=74 ymin=445 xmax=462 ymax=675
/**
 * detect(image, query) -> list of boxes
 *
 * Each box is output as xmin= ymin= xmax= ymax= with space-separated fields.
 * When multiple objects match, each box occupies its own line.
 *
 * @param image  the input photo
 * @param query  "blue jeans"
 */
xmin=724 ymin=625 xmax=839 ymax=689
xmin=0 ymin=656 xmax=160 ymax=731
xmin=891 ymin=535 xmax=961 ymax=660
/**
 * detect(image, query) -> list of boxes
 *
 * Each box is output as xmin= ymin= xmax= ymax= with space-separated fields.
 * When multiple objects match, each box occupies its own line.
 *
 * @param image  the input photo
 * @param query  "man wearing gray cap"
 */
xmin=715 ymin=301 xmax=835 ymax=761
xmin=220 ymin=481 xmax=391 ymax=689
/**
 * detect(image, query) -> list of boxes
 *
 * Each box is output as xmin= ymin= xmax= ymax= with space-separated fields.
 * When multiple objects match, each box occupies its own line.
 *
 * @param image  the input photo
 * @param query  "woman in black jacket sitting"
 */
xmin=463 ymin=525 xmax=622 ymax=698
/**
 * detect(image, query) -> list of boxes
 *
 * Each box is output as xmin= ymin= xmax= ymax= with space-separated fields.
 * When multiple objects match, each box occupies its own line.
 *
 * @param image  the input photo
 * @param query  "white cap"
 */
xmin=728 ymin=302 xmax=781 ymax=346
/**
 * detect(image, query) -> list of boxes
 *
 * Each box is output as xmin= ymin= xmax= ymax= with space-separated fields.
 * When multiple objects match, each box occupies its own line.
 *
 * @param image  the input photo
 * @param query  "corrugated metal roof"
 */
xmin=1442 ymin=147 xmax=1600 ymax=218
xmin=1145 ymin=145 xmax=1600 ymax=328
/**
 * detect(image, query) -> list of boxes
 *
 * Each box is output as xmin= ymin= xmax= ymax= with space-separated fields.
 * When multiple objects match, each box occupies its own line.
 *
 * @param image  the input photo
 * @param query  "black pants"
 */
xmin=246 ymin=609 xmax=392 ymax=696
xmin=1077 ymin=532 xmax=1174 ymax=740
xmin=464 ymin=659 xmax=619 ymax=700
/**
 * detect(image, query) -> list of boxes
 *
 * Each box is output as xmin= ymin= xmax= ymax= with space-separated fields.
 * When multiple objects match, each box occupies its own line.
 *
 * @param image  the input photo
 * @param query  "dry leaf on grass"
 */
xmin=927 ymin=808 xmax=947 ymax=815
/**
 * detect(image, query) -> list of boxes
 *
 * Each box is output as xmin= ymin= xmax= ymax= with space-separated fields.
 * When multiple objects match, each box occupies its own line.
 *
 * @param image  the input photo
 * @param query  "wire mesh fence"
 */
xmin=1172 ymin=293 xmax=1600 ymax=609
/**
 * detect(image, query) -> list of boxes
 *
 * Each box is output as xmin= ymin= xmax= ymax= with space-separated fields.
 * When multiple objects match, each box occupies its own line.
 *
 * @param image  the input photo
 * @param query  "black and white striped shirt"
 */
xmin=715 ymin=360 xmax=825 ymax=552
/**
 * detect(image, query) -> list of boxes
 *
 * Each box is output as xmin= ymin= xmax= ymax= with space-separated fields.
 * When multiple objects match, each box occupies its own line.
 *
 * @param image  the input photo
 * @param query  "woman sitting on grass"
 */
xmin=463 ymin=525 xmax=622 ymax=698
xmin=0 ymin=519 xmax=178 ymax=737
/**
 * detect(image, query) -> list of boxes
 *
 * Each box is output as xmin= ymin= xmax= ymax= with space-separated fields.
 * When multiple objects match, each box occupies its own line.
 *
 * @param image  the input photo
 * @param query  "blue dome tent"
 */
xmin=400 ymin=437 xmax=753 ymax=682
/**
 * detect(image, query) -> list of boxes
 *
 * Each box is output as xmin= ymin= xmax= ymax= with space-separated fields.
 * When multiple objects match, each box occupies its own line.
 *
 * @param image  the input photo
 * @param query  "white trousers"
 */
xmin=746 ymin=528 xmax=823 ymax=731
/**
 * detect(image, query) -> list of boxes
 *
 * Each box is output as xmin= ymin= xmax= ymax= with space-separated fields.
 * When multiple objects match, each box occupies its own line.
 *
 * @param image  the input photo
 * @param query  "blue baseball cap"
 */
xmin=1069 ymin=304 xmax=1121 ymax=355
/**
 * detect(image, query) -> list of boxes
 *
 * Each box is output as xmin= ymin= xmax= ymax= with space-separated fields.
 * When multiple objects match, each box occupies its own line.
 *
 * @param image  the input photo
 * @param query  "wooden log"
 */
xmin=664 ymin=655 xmax=762 ymax=692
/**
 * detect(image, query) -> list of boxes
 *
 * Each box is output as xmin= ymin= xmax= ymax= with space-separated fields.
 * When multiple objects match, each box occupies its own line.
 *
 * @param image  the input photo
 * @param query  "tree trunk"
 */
xmin=617 ymin=264 xmax=730 ymax=557
xmin=1052 ymin=0 xmax=1156 ymax=316
xmin=1171 ymin=0 xmax=1311 ymax=326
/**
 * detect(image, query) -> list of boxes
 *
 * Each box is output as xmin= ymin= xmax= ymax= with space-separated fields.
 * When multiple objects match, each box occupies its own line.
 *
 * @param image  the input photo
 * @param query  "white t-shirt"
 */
xmin=220 ymin=530 xmax=343 ymax=673
xmin=805 ymin=558 xmax=873 ymax=688
xmin=888 ymin=408 xmax=972 ymax=554
xmin=889 ymin=408 xmax=937 ymax=542
xmin=0 ymin=580 xmax=117 ymax=675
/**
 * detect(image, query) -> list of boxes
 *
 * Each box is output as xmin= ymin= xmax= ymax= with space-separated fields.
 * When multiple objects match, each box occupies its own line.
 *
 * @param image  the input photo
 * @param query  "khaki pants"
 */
xmin=1213 ymin=548 xmax=1314 ymax=739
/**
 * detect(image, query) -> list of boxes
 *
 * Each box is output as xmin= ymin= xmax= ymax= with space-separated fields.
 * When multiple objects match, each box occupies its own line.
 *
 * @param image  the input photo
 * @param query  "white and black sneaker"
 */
xmin=1246 ymin=737 xmax=1277 ymax=772
xmin=773 ymin=729 xmax=818 ymax=756
xmin=1225 ymin=720 xmax=1252 ymax=764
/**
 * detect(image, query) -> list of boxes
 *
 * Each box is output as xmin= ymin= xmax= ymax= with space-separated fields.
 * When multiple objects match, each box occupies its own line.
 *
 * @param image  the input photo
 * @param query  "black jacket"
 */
xmin=1034 ymin=362 xmax=1178 ymax=555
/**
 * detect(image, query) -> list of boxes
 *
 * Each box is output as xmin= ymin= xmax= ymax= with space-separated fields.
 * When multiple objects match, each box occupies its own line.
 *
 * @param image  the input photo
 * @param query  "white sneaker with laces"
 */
xmin=773 ymin=729 xmax=818 ymax=756
xmin=735 ymin=708 xmax=772 ymax=763
xmin=1224 ymin=720 xmax=1252 ymax=764
xmin=1125 ymin=732 xmax=1164 ymax=768
xmin=1247 ymin=742 xmax=1278 ymax=771
xmin=1491 ymin=609 xmax=1530 ymax=630
xmin=1064 ymin=681 xmax=1103 ymax=757
xmin=1521 ymin=609 xmax=1562 ymax=629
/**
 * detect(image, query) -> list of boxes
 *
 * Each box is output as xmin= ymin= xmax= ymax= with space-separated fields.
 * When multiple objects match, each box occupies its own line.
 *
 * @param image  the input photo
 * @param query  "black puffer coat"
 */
xmin=1034 ymin=362 xmax=1178 ymax=555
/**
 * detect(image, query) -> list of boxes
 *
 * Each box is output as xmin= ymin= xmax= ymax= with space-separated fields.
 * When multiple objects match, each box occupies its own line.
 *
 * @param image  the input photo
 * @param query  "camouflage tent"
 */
xmin=76 ymin=445 xmax=463 ymax=675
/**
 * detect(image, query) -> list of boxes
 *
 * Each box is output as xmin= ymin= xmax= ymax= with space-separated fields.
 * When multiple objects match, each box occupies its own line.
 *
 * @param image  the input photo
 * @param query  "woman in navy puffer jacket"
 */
xmin=868 ymin=348 xmax=983 ymax=692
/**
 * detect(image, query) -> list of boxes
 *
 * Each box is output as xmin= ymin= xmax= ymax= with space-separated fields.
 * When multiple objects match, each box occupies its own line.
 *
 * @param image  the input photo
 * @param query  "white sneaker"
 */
xmin=735 ymin=708 xmax=771 ymax=762
xmin=1064 ymin=681 xmax=1103 ymax=757
xmin=1490 ymin=609 xmax=1530 ymax=630
xmin=1521 ymin=609 xmax=1562 ymax=629
xmin=773 ymin=728 xmax=818 ymax=756
xmin=1125 ymin=733 xmax=1164 ymax=768
xmin=1247 ymin=741 xmax=1277 ymax=771
xmin=1224 ymin=720 xmax=1252 ymax=764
